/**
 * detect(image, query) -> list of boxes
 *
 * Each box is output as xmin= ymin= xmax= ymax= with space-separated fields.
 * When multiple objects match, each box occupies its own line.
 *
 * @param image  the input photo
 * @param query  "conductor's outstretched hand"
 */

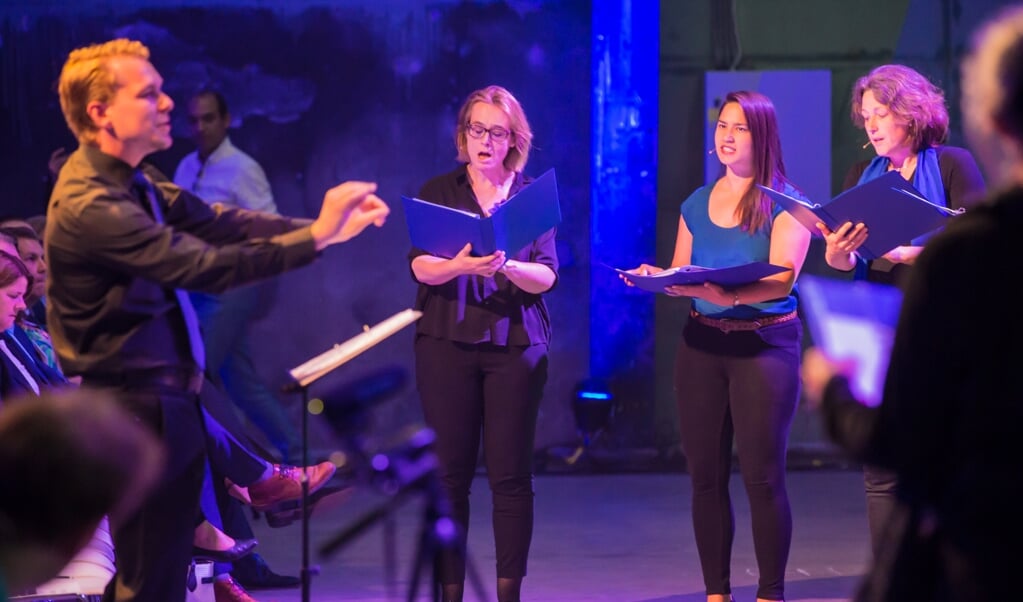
xmin=310 ymin=181 xmax=390 ymax=250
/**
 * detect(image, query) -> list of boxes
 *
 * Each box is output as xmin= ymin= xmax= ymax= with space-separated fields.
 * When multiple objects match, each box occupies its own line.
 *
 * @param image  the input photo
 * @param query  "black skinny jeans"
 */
xmin=863 ymin=463 xmax=898 ymax=559
xmin=674 ymin=318 xmax=801 ymax=601
xmin=414 ymin=335 xmax=548 ymax=585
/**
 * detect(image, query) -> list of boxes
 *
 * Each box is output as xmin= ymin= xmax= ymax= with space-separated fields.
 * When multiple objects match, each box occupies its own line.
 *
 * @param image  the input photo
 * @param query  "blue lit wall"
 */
xmin=588 ymin=0 xmax=658 ymax=446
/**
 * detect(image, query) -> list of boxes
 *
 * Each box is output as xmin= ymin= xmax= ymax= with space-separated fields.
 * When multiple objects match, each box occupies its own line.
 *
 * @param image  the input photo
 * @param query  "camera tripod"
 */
xmin=319 ymin=426 xmax=486 ymax=602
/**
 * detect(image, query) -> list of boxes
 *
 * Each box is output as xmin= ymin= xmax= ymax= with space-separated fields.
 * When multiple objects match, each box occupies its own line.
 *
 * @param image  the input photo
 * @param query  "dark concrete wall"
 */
xmin=657 ymin=0 xmax=1015 ymax=458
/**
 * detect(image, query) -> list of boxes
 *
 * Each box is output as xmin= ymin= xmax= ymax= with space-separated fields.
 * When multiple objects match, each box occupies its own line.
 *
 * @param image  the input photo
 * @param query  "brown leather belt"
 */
xmin=83 ymin=366 xmax=204 ymax=394
xmin=689 ymin=309 xmax=798 ymax=333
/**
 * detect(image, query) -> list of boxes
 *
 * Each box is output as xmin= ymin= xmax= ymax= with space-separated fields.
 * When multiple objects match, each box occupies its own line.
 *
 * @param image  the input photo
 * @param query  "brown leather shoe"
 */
xmin=248 ymin=462 xmax=337 ymax=511
xmin=263 ymin=482 xmax=354 ymax=528
xmin=214 ymin=574 xmax=258 ymax=602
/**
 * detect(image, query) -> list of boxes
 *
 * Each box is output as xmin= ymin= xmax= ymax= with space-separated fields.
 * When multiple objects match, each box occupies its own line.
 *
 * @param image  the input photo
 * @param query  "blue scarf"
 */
xmin=854 ymin=148 xmax=946 ymax=277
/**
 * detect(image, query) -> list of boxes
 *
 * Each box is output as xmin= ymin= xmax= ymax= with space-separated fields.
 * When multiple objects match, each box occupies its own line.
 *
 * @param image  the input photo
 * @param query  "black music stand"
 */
xmin=316 ymin=424 xmax=487 ymax=602
xmin=282 ymin=308 xmax=423 ymax=602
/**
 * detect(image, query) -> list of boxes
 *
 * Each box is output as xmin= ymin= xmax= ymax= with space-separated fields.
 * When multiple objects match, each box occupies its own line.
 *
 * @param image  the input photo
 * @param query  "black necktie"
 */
xmin=132 ymin=170 xmax=207 ymax=371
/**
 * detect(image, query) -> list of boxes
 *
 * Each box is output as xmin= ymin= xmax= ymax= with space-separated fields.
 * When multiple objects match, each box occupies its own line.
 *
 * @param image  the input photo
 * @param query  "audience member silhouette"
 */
xmin=802 ymin=6 xmax=1023 ymax=599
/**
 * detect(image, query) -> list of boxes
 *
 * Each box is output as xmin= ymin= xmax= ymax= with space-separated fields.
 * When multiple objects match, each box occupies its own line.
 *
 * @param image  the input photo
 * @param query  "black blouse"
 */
xmin=408 ymin=165 xmax=559 ymax=346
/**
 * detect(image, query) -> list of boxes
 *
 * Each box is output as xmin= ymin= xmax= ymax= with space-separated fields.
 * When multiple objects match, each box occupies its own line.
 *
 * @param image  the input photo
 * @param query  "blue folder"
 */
xmin=758 ymin=171 xmax=963 ymax=261
xmin=615 ymin=261 xmax=791 ymax=293
xmin=798 ymin=274 xmax=903 ymax=407
xmin=403 ymin=168 xmax=561 ymax=258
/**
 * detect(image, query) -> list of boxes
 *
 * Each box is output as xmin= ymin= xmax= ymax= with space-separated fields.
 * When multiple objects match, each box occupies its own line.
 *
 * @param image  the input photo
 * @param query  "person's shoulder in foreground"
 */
xmin=0 ymin=387 xmax=163 ymax=596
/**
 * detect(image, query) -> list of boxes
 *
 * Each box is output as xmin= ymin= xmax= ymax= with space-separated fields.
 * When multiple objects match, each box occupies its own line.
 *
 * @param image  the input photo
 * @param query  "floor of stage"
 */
xmin=246 ymin=469 xmax=871 ymax=602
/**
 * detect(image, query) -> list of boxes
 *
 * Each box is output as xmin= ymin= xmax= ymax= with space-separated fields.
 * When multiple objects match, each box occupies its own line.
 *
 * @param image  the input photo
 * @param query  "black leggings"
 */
xmin=414 ymin=335 xmax=548 ymax=584
xmin=863 ymin=463 xmax=898 ymax=559
xmin=674 ymin=319 xmax=801 ymax=601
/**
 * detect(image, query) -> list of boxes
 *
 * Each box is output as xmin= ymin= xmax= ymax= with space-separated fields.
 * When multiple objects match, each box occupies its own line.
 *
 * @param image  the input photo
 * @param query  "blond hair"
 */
xmin=963 ymin=5 xmax=1023 ymax=144
xmin=58 ymin=39 xmax=150 ymax=144
xmin=454 ymin=85 xmax=533 ymax=172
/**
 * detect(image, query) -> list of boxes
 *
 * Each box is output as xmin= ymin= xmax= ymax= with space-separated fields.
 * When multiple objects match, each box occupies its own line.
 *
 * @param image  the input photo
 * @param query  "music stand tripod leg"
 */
xmin=404 ymin=511 xmax=437 ymax=602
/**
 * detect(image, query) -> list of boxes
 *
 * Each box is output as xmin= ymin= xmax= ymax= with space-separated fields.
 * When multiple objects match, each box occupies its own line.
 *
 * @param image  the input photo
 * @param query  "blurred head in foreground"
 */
xmin=961 ymin=3 xmax=1023 ymax=187
xmin=0 ymin=387 xmax=164 ymax=593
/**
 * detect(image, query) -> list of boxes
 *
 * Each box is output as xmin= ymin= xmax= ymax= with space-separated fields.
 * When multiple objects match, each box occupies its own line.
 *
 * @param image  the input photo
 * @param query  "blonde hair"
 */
xmin=58 ymin=39 xmax=151 ymax=144
xmin=454 ymin=85 xmax=533 ymax=172
xmin=963 ymin=5 xmax=1023 ymax=144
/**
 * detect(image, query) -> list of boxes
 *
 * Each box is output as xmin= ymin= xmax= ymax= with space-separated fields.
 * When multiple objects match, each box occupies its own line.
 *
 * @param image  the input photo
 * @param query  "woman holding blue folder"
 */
xmin=407 ymin=85 xmax=557 ymax=602
xmin=802 ymin=12 xmax=1023 ymax=597
xmin=627 ymin=90 xmax=810 ymax=602
xmin=821 ymin=64 xmax=985 ymax=284
xmin=818 ymin=64 xmax=985 ymax=561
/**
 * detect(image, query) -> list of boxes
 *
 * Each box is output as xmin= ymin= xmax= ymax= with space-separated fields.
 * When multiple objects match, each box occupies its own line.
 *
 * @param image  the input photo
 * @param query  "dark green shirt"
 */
xmin=45 ymin=144 xmax=317 ymax=377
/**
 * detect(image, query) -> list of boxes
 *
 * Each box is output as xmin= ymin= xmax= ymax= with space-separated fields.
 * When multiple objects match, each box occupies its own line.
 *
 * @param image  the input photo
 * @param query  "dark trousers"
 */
xmin=197 ymin=379 xmax=275 ymax=574
xmin=197 ymin=401 xmax=271 ymax=576
xmin=674 ymin=319 xmax=801 ymax=601
xmin=95 ymin=383 xmax=207 ymax=602
xmin=200 ymin=392 xmax=272 ymax=488
xmin=414 ymin=336 xmax=548 ymax=584
xmin=863 ymin=463 xmax=898 ymax=559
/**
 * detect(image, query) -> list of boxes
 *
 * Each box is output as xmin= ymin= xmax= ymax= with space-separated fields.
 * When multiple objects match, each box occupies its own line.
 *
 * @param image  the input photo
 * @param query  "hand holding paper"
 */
xmin=760 ymin=171 xmax=962 ymax=261
xmin=403 ymin=168 xmax=561 ymax=258
xmin=618 ymin=263 xmax=663 ymax=286
xmin=615 ymin=261 xmax=790 ymax=294
xmin=450 ymin=244 xmax=506 ymax=278
xmin=412 ymin=244 xmax=506 ymax=284
xmin=817 ymin=221 xmax=869 ymax=271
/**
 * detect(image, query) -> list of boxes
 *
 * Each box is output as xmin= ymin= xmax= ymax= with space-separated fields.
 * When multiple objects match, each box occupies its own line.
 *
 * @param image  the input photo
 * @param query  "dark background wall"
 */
xmin=0 ymin=0 xmax=1013 ymax=466
xmin=0 ymin=0 xmax=592 ymax=457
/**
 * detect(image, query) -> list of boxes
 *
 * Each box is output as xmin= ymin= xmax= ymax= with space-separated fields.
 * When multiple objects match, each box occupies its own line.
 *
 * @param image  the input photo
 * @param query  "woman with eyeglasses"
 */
xmin=407 ymin=85 xmax=557 ymax=602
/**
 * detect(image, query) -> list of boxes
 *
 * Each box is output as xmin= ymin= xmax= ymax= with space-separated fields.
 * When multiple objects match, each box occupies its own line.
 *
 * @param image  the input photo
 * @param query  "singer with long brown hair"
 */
xmin=624 ymin=90 xmax=811 ymax=602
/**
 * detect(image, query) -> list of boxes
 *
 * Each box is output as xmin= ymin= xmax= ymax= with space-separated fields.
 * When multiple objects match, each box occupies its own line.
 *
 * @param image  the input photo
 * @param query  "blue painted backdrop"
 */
xmin=0 ymin=1 xmax=596 ymax=458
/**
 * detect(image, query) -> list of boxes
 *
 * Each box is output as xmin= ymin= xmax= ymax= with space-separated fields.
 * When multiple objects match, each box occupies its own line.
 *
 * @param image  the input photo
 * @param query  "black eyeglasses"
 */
xmin=466 ymin=122 xmax=511 ymax=141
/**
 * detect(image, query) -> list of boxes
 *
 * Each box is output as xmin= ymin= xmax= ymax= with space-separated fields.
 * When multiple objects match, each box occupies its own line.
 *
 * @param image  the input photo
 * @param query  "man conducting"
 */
xmin=46 ymin=38 xmax=388 ymax=602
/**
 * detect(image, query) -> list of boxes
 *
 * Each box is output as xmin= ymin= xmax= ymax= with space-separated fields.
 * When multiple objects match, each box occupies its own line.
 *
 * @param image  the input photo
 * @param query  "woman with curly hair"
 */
xmin=815 ymin=64 xmax=986 ymax=559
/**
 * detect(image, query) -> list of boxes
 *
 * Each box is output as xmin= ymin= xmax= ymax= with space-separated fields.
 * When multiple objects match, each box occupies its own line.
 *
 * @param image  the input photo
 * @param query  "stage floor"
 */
xmin=245 ymin=469 xmax=871 ymax=602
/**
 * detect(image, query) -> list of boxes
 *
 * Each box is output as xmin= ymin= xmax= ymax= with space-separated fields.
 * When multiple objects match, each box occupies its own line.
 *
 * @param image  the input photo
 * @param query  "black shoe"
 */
xmin=192 ymin=537 xmax=258 ymax=562
xmin=232 ymin=552 xmax=300 ymax=590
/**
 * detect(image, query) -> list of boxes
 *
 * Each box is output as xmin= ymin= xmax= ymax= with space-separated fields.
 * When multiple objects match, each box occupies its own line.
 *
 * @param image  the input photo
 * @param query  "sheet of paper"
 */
xmin=798 ymin=275 xmax=903 ymax=407
xmin=288 ymin=309 xmax=423 ymax=388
